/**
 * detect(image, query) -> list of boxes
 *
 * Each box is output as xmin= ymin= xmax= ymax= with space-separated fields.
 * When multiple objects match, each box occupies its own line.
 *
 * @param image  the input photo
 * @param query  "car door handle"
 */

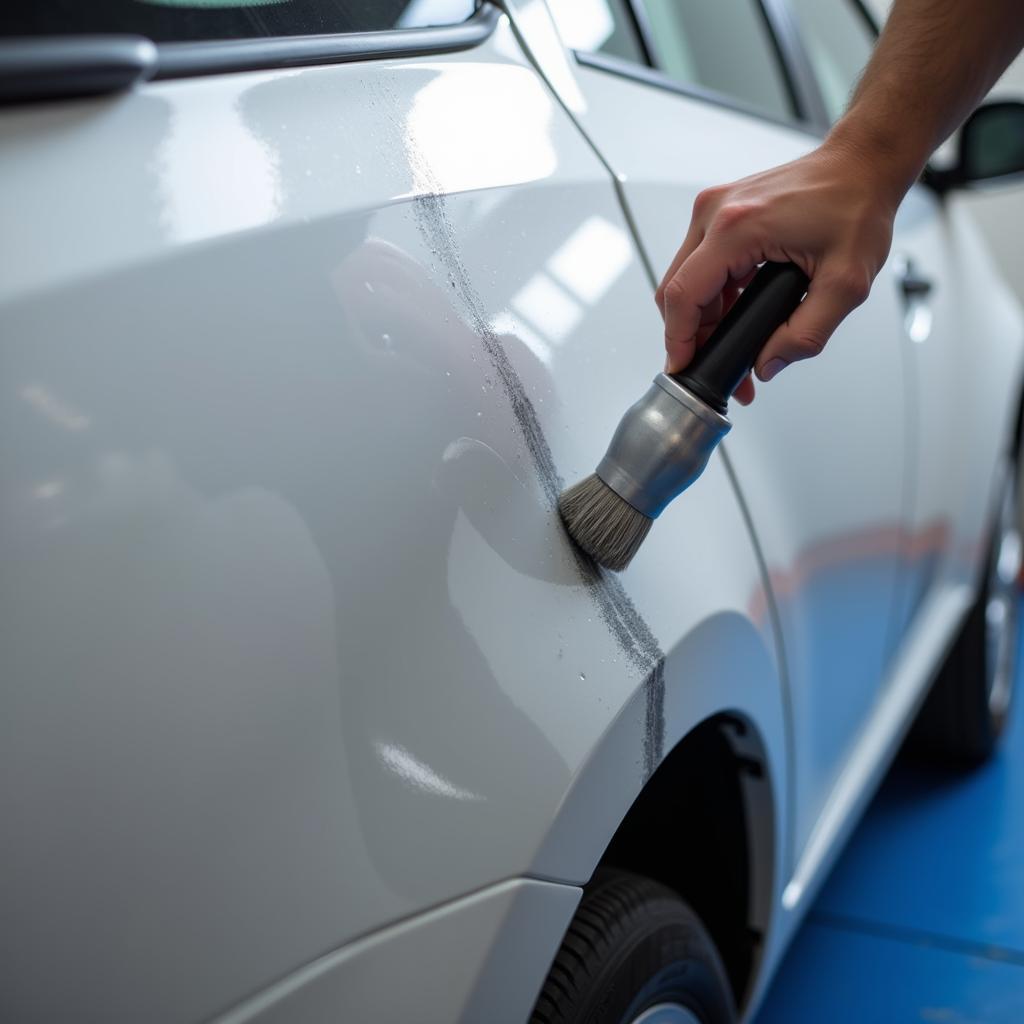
xmin=898 ymin=263 xmax=933 ymax=299
xmin=893 ymin=256 xmax=934 ymax=342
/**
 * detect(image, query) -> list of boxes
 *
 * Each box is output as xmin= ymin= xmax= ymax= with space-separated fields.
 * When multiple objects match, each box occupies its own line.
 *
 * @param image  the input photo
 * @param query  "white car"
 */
xmin=3 ymin=1 xmax=1024 ymax=1022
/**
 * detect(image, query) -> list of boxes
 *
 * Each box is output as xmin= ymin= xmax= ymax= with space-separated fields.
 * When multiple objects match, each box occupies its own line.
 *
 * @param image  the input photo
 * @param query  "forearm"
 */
xmin=828 ymin=0 xmax=1024 ymax=203
xmin=656 ymin=0 xmax=1024 ymax=390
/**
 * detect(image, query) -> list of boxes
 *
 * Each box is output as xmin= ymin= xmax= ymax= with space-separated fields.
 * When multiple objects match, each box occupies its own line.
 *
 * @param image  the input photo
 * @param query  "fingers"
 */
xmin=661 ymin=244 xmax=761 ymax=374
xmin=656 ymin=186 xmax=729 ymax=317
xmin=754 ymin=266 xmax=870 ymax=381
xmin=734 ymin=373 xmax=756 ymax=405
xmin=656 ymin=187 xmax=760 ymax=374
xmin=731 ymin=266 xmax=758 ymax=292
xmin=656 ymin=220 xmax=704 ymax=320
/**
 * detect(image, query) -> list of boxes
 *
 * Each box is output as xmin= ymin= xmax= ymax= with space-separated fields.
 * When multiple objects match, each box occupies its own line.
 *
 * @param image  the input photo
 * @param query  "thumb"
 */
xmin=754 ymin=267 xmax=871 ymax=381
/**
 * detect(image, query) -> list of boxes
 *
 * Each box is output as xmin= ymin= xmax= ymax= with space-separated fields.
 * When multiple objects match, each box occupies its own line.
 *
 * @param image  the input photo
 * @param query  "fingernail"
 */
xmin=760 ymin=358 xmax=787 ymax=382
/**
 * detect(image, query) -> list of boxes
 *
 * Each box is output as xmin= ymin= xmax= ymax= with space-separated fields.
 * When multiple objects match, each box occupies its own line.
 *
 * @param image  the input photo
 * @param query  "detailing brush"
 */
xmin=559 ymin=261 xmax=809 ymax=571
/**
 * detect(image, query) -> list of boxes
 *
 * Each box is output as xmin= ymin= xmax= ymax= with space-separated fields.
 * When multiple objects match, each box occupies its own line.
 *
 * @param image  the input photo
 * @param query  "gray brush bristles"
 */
xmin=557 ymin=474 xmax=653 ymax=572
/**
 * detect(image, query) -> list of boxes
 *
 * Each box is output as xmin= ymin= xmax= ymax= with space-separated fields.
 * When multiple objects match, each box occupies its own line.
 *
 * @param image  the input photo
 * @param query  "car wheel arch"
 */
xmin=595 ymin=710 xmax=775 ymax=1011
xmin=528 ymin=610 xmax=785 ymax=1013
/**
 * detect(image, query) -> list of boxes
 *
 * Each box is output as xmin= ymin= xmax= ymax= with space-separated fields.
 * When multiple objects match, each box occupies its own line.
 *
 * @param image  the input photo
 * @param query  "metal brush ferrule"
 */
xmin=595 ymin=373 xmax=731 ymax=519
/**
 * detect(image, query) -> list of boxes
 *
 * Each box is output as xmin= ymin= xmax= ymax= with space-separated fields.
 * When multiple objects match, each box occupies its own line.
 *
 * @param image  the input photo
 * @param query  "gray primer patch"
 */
xmin=410 ymin=189 xmax=665 ymax=777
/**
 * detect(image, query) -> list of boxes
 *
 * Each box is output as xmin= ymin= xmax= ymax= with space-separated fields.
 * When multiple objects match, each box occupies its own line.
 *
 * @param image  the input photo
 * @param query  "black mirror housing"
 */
xmin=927 ymin=99 xmax=1024 ymax=192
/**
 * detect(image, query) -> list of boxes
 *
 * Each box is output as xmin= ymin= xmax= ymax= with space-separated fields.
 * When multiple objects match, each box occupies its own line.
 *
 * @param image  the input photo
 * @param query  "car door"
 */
xmin=787 ymin=0 xmax=1024 ymax=682
xmin=787 ymin=0 xmax=1022 ymax=630
xmin=544 ymin=0 xmax=911 ymax=876
xmin=1 ymin=4 xmax=788 ymax=1022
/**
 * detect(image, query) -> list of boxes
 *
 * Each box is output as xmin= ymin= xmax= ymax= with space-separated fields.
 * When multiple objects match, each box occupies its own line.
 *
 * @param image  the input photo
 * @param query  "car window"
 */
xmin=548 ymin=0 xmax=648 ymax=67
xmin=0 ymin=0 xmax=478 ymax=42
xmin=551 ymin=0 xmax=796 ymax=123
xmin=787 ymin=0 xmax=876 ymax=122
xmin=638 ymin=0 xmax=795 ymax=120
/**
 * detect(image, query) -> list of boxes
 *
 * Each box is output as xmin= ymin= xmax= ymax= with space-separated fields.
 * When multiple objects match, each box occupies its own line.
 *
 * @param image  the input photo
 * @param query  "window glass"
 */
xmin=787 ymin=0 xmax=876 ymax=122
xmin=548 ymin=0 xmax=647 ymax=67
xmin=638 ymin=0 xmax=794 ymax=120
xmin=0 ymin=0 xmax=477 ymax=42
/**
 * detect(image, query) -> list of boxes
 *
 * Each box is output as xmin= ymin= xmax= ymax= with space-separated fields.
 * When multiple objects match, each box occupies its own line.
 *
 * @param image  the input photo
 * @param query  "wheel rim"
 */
xmin=985 ymin=463 xmax=1022 ymax=729
xmin=629 ymin=1004 xmax=703 ymax=1024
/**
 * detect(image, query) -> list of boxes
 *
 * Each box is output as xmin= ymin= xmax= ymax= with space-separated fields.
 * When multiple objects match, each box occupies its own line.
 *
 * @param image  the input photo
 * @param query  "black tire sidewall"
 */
xmin=910 ymin=456 xmax=1020 ymax=763
xmin=615 ymin=949 xmax=730 ymax=1023
xmin=955 ymin=458 xmax=1020 ymax=756
xmin=558 ymin=875 xmax=736 ymax=1024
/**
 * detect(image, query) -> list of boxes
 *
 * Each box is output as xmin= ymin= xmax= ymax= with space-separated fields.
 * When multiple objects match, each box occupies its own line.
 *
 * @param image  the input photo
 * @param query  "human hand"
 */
xmin=655 ymin=140 xmax=899 ymax=404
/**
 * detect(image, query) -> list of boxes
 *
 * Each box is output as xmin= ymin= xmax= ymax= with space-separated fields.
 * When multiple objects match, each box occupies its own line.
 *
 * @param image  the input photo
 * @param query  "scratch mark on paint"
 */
xmin=414 ymin=188 xmax=665 ymax=776
xmin=378 ymin=78 xmax=666 ymax=776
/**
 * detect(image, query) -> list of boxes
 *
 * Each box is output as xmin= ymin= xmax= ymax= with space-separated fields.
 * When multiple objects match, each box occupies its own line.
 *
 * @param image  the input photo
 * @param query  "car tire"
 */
xmin=911 ymin=455 xmax=1022 ymax=765
xmin=530 ymin=869 xmax=736 ymax=1024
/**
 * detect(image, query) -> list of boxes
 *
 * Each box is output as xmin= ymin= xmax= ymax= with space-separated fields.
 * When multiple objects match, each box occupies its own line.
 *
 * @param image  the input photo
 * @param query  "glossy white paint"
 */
xmin=212 ymin=879 xmax=581 ymax=1024
xmin=892 ymin=186 xmax=1024 ymax=614
xmin=1 ymin=15 xmax=783 ymax=1024
xmin=498 ymin=0 xmax=1022 ymax=1015
xmin=2 ymin=7 xmax=1022 ymax=1024
xmin=558 ymin=52 xmax=912 ymax=878
xmin=779 ymin=580 xmax=973 ymax=913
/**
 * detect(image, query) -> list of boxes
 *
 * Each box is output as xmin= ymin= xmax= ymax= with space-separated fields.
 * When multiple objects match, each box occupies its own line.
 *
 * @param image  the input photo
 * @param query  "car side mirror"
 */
xmin=927 ymin=100 xmax=1024 ymax=192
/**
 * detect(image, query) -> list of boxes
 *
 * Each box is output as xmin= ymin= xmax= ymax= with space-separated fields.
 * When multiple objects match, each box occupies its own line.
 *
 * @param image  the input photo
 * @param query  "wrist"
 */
xmin=824 ymin=113 xmax=931 ymax=208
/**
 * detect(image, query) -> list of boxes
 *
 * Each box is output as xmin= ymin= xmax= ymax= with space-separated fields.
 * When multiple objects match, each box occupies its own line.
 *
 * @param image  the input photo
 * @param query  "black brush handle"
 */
xmin=672 ymin=261 xmax=809 ymax=413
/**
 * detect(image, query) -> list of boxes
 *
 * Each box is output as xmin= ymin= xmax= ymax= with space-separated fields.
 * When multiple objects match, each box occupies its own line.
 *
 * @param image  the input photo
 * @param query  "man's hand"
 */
xmin=653 ymin=0 xmax=1024 ymax=404
xmin=655 ymin=140 xmax=898 ymax=404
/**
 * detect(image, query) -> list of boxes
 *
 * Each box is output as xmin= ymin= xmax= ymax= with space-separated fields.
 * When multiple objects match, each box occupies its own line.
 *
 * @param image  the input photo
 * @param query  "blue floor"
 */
xmin=754 ymin=611 xmax=1024 ymax=1023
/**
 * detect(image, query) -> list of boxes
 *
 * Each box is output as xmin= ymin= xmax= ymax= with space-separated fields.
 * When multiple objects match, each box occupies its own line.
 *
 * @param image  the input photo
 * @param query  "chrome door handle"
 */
xmin=893 ymin=255 xmax=934 ymax=342
xmin=898 ymin=262 xmax=933 ymax=299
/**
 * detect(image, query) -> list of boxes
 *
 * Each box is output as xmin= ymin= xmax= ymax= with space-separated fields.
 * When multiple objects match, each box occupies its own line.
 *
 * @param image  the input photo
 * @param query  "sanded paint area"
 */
xmin=754 ymin=602 xmax=1024 ymax=1022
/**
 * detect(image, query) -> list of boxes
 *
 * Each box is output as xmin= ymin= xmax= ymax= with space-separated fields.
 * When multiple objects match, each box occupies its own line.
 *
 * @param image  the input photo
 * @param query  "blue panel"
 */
xmin=754 ymin=920 xmax=1024 ymax=1023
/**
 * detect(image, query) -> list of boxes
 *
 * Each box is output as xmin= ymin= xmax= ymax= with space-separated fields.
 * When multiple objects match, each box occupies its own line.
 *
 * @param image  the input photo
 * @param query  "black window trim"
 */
xmin=758 ymin=0 xmax=831 ymax=132
xmin=569 ymin=0 xmax=825 ymax=137
xmin=575 ymin=48 xmax=822 ymax=139
xmin=812 ymin=0 xmax=946 ymax=196
xmin=771 ymin=0 xmax=946 ymax=196
xmin=621 ymin=0 xmax=658 ymax=68
xmin=622 ymin=0 xmax=661 ymax=68
xmin=848 ymin=0 xmax=882 ymax=39
xmin=0 ymin=1 xmax=500 ymax=103
xmin=768 ymin=0 xmax=885 ymax=134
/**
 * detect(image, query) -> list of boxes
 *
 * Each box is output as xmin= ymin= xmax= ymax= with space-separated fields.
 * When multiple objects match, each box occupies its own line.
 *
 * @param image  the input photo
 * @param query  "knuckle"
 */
xmin=661 ymin=278 xmax=688 ymax=311
xmin=832 ymin=268 xmax=872 ymax=306
xmin=693 ymin=185 xmax=723 ymax=216
xmin=713 ymin=200 xmax=762 ymax=232
xmin=790 ymin=329 xmax=828 ymax=359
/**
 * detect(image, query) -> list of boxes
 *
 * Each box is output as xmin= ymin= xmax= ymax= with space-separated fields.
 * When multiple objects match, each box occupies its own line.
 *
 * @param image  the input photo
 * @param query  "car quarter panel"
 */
xmin=212 ymin=879 xmax=582 ymax=1024
xmin=0 ymin=15 xmax=786 ymax=1023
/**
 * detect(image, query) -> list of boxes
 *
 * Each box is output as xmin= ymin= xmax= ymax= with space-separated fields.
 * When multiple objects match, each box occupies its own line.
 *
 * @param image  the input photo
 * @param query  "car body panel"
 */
xmin=212 ymin=878 xmax=581 ymax=1024
xmin=548 ymin=51 xmax=910 ymax=886
xmin=508 ymin=0 xmax=1024 ymax=1010
xmin=1 ymin=16 xmax=787 ymax=1022
xmin=3 ymin=4 xmax=1023 ymax=1022
xmin=890 ymin=186 xmax=1024 ymax=622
